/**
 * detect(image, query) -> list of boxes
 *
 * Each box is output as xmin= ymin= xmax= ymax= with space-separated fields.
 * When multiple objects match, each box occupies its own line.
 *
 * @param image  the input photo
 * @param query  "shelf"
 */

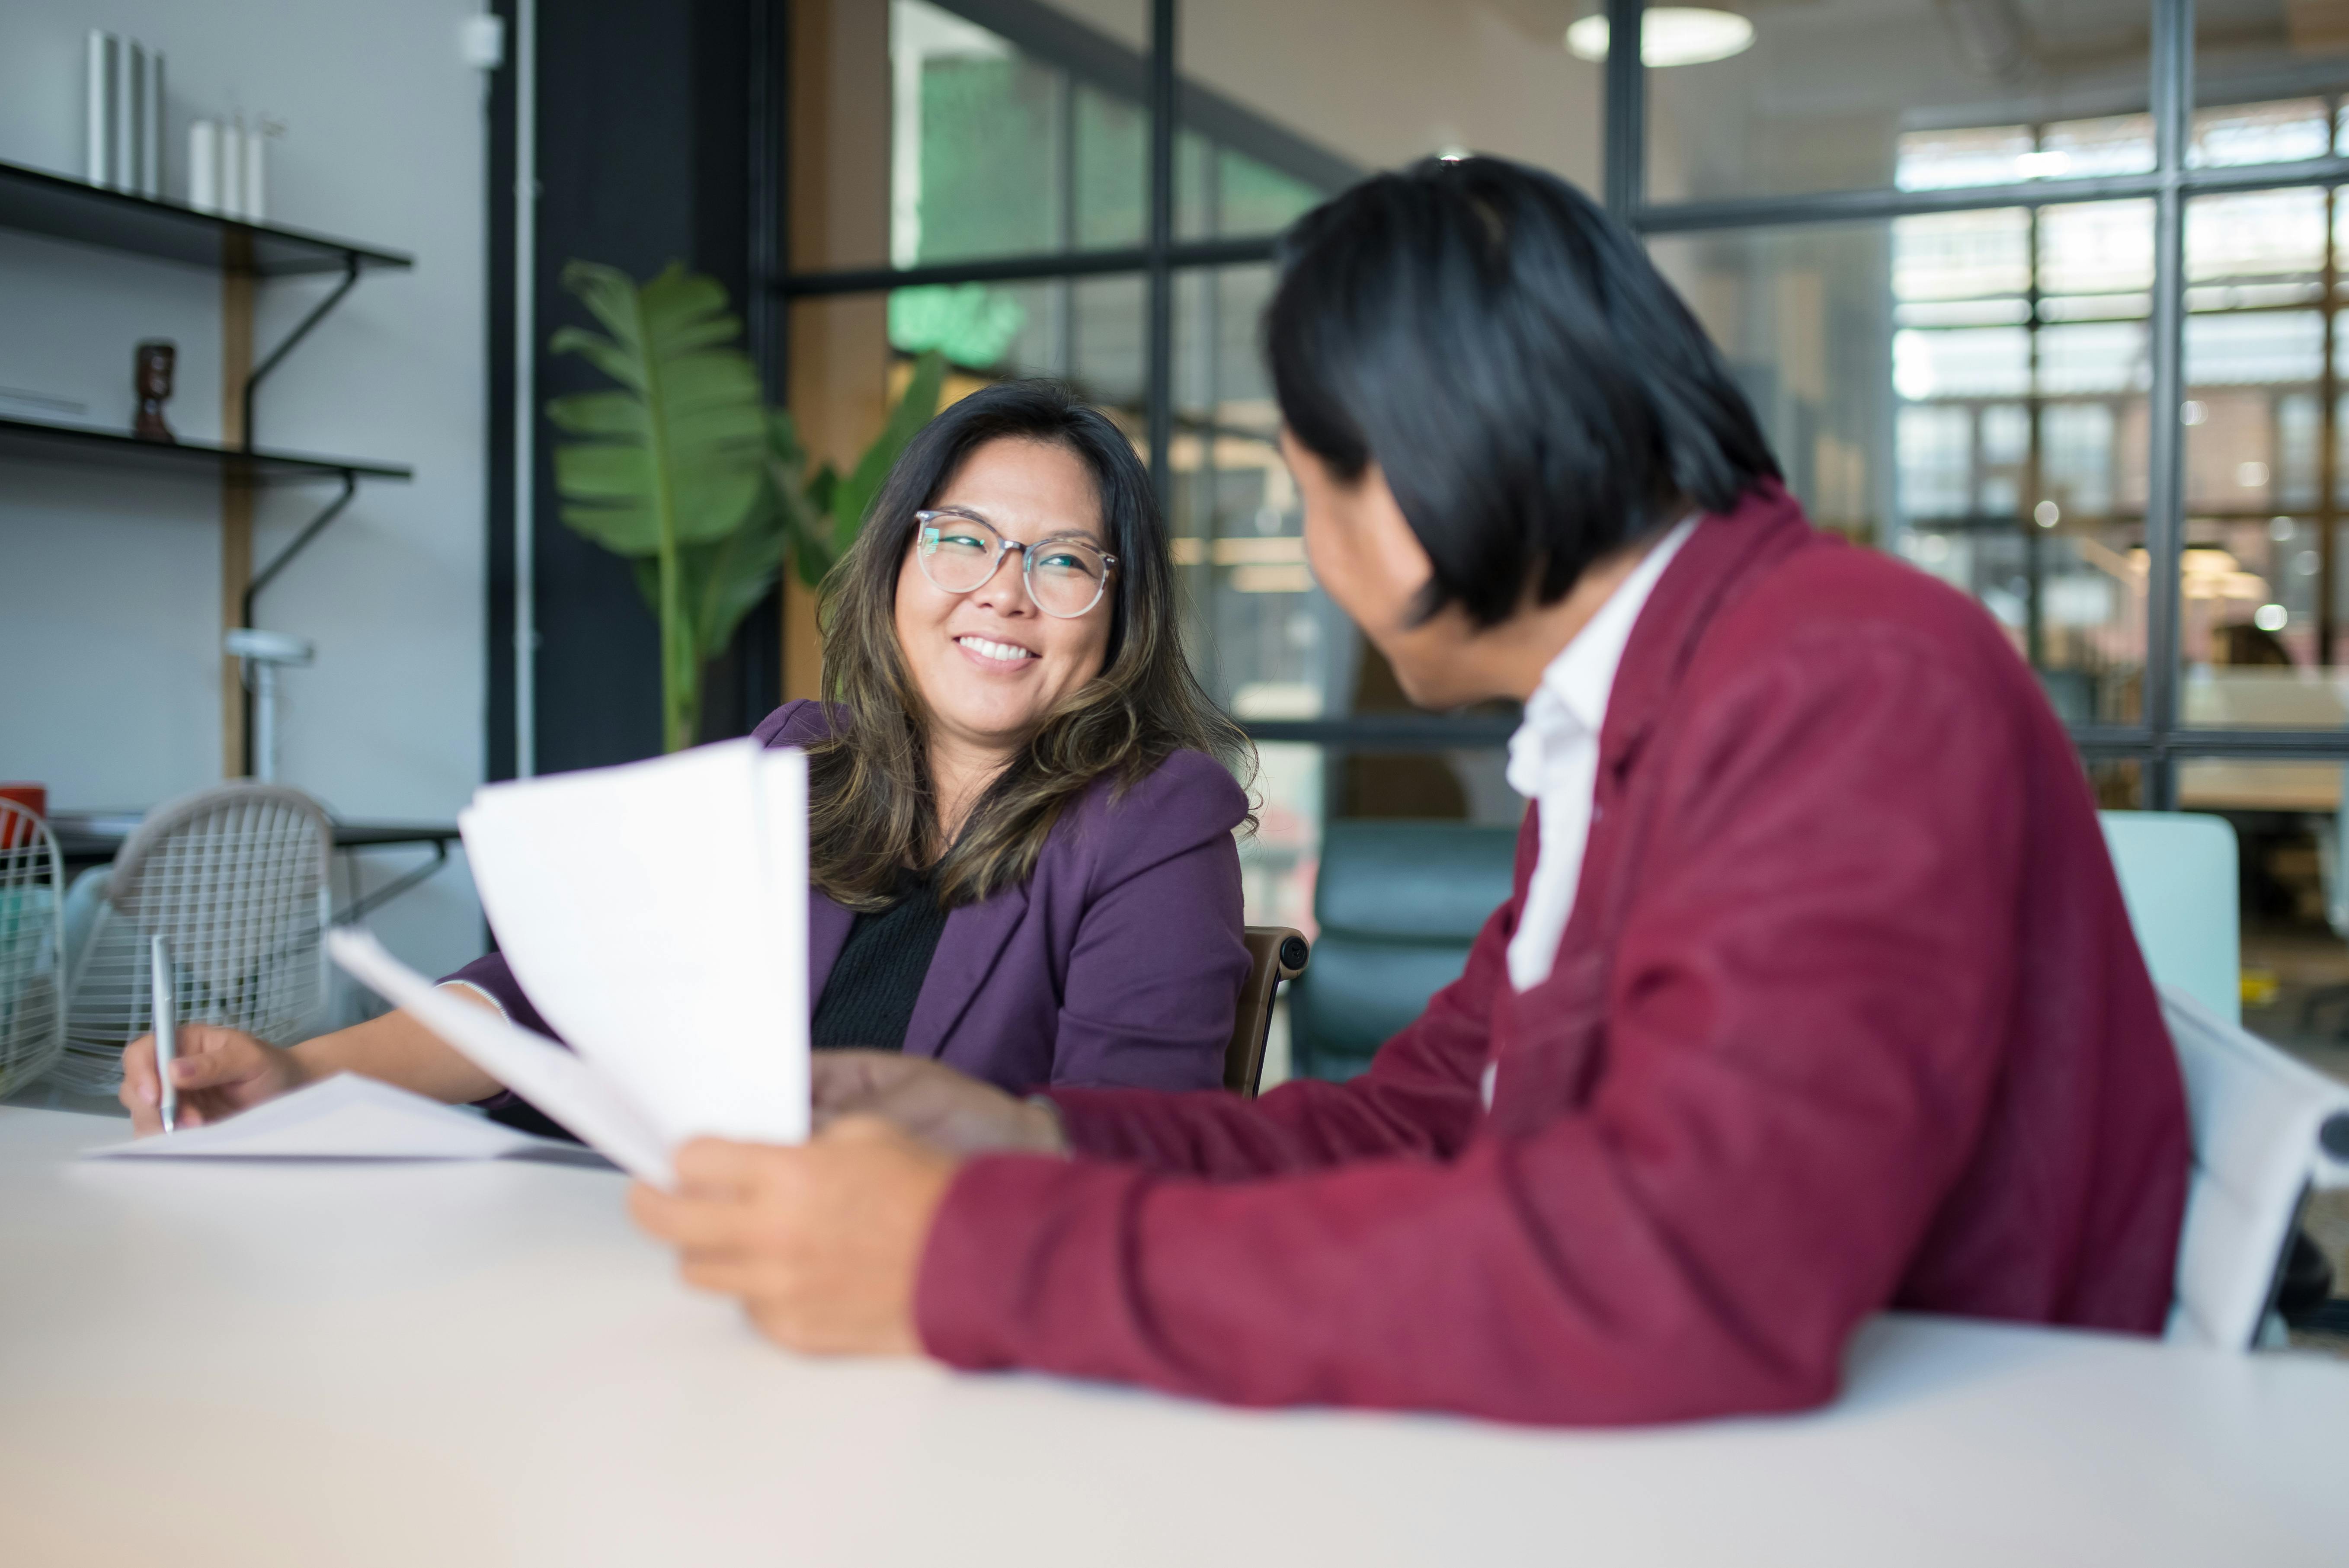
xmin=0 ymin=417 xmax=410 ymax=486
xmin=0 ymin=160 xmax=410 ymax=278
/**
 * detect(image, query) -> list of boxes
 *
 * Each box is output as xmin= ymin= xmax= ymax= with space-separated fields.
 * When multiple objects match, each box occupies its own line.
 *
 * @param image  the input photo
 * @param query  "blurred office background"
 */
xmin=789 ymin=0 xmax=2349 ymax=1078
xmin=11 ymin=1 xmax=2349 ymax=1080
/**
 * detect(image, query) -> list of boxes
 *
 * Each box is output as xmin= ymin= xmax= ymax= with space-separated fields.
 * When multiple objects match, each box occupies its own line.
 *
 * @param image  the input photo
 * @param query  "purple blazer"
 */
xmin=446 ymin=700 xmax=1251 ymax=1093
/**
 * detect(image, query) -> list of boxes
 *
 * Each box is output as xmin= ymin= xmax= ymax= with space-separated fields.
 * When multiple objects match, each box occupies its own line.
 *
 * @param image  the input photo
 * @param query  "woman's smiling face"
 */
xmin=893 ymin=436 xmax=1115 ymax=760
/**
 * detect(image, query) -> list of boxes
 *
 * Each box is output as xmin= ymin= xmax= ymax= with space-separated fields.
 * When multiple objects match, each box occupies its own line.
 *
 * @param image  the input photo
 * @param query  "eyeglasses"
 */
xmin=914 ymin=509 xmax=1117 ymax=620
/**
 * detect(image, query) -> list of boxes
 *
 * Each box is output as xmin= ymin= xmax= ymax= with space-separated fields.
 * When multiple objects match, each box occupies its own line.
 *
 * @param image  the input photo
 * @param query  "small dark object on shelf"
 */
xmin=133 ymin=340 xmax=175 ymax=442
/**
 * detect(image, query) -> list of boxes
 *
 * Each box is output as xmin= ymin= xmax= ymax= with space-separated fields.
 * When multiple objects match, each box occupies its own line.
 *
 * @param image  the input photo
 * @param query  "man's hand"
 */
xmin=628 ymin=1117 xmax=961 ymax=1356
xmin=811 ymin=1051 xmax=1068 ymax=1157
xmin=117 ymin=1025 xmax=309 ymax=1136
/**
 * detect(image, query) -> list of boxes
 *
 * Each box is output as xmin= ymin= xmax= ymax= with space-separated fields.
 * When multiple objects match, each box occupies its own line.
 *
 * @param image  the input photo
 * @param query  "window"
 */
xmin=1628 ymin=0 xmax=2349 ymax=1054
xmin=782 ymin=0 xmax=1572 ymax=981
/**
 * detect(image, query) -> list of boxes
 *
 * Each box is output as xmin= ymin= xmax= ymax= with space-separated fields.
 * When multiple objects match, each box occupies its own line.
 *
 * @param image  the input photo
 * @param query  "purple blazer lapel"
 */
xmin=902 ymin=883 xmax=1028 ymax=1061
xmin=808 ymin=887 xmax=853 ymax=1009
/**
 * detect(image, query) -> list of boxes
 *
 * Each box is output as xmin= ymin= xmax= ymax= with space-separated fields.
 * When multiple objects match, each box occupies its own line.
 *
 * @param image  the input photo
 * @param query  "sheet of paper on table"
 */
xmin=330 ymin=738 xmax=814 ymax=1187
xmin=86 ymin=1072 xmax=581 ymax=1163
xmin=93 ymin=739 xmax=811 ymax=1187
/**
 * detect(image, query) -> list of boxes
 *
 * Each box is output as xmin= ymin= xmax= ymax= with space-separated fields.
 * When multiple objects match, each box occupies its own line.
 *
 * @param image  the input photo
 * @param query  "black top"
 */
xmin=810 ymin=866 xmax=950 ymax=1053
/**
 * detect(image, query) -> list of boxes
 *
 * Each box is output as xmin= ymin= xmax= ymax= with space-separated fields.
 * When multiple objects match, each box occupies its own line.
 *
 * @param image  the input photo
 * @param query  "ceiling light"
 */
xmin=1566 ymin=10 xmax=1756 ymax=68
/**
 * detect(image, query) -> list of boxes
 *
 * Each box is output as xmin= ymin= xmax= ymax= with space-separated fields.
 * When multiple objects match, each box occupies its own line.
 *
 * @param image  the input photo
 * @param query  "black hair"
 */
xmin=1264 ymin=156 xmax=1779 ymax=627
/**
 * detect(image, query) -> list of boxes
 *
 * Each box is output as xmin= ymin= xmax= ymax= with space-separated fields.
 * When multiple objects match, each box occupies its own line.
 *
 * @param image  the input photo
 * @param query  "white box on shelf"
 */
xmin=84 ymin=31 xmax=114 ymax=189
xmin=241 ymin=126 xmax=265 ymax=223
xmin=188 ymin=119 xmax=218 ymax=213
xmin=219 ymin=121 xmax=245 ymax=220
xmin=111 ymin=38 xmax=137 ymax=193
xmin=141 ymin=49 xmax=164 ymax=200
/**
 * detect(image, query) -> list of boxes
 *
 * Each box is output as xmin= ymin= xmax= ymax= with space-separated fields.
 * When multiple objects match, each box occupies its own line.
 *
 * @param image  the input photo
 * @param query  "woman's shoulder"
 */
xmin=752 ymin=699 xmax=846 ymax=749
xmin=1062 ymin=748 xmax=1248 ymax=864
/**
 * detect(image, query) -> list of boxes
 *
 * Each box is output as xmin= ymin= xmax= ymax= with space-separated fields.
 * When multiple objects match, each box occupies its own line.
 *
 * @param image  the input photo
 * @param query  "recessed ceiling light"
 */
xmin=1565 ymin=9 xmax=1755 ymax=68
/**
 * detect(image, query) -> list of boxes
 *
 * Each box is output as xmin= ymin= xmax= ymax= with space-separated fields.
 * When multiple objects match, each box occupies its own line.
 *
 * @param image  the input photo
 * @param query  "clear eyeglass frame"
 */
xmin=912 ymin=508 xmax=1118 ymax=619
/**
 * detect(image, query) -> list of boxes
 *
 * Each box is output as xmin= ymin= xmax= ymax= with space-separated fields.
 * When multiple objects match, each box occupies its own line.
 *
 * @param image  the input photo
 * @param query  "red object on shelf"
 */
xmin=0 ymin=784 xmax=46 ymax=850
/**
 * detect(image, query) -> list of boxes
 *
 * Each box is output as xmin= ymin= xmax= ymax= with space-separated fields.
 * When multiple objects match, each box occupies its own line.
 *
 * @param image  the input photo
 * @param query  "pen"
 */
xmin=151 ymin=933 xmax=177 ymax=1133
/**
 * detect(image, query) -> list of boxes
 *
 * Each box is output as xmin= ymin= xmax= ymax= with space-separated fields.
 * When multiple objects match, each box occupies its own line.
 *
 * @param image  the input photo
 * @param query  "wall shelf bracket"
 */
xmin=241 ymin=469 xmax=360 ymax=630
xmin=242 ymin=253 xmax=365 ymax=452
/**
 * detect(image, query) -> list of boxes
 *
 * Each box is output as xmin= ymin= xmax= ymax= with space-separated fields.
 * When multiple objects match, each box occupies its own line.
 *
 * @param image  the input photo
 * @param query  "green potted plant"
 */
xmin=546 ymin=260 xmax=946 ymax=752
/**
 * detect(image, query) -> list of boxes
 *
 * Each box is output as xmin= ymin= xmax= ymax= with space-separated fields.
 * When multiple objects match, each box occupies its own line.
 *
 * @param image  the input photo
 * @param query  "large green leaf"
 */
xmin=550 ymin=266 xmax=955 ymax=751
xmin=548 ymin=259 xmax=774 ymax=752
xmin=547 ymin=261 xmax=768 ymax=558
xmin=687 ymin=503 xmax=789 ymax=660
xmin=627 ymin=502 xmax=788 ymax=666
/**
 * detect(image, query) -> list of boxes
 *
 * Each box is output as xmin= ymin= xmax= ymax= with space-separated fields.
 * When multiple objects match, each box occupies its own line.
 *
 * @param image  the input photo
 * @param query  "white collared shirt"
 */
xmin=1502 ymin=516 xmax=1699 ymax=993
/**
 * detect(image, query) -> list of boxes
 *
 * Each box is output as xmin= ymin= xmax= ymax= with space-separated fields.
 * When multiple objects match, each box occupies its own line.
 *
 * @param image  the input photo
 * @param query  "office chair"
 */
xmin=2098 ymin=810 xmax=2241 ymax=1024
xmin=2096 ymin=810 xmax=2347 ymax=1341
xmin=0 ymin=797 xmax=68 ymax=1094
xmin=1288 ymin=821 xmax=1519 ymax=1081
xmin=53 ymin=783 xmax=332 ymax=1093
xmin=2160 ymin=984 xmax=2349 ymax=1349
xmin=2300 ymin=766 xmax=2349 ymax=1038
xmin=1226 ymin=926 xmax=1309 ymax=1097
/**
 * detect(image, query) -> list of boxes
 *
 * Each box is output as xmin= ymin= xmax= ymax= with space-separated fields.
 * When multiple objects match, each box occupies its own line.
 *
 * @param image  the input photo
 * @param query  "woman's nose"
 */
xmin=970 ymin=549 xmax=1037 ymax=614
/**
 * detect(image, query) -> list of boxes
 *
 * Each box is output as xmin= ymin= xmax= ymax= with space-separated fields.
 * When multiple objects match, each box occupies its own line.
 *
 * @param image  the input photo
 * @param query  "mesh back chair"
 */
xmin=54 ymin=783 xmax=332 ymax=1094
xmin=0 ymin=798 xmax=68 ymax=1094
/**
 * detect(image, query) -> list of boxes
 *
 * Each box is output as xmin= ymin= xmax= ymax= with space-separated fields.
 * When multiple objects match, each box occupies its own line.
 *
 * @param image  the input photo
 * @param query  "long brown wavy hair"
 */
xmin=808 ymin=380 xmax=1251 ymax=912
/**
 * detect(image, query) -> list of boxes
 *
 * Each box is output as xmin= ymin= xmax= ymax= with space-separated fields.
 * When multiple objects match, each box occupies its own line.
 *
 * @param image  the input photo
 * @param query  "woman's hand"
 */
xmin=628 ymin=1117 xmax=960 ymax=1356
xmin=117 ymin=1025 xmax=310 ymax=1136
xmin=811 ymin=1051 xmax=1067 ymax=1157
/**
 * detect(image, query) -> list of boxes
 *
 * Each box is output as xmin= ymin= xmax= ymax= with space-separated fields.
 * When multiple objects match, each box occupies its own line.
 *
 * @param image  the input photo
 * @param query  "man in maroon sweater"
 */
xmin=632 ymin=157 xmax=2190 ymax=1426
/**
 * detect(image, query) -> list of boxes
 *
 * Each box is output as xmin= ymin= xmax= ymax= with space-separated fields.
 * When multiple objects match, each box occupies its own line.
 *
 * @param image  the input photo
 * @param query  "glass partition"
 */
xmin=1645 ymin=0 xmax=2154 ymax=206
xmin=1651 ymin=211 xmax=2154 ymax=723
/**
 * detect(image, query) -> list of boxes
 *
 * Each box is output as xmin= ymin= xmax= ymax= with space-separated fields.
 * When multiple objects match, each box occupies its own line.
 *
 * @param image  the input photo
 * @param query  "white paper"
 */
xmin=456 ymin=739 xmax=809 ymax=1148
xmin=326 ymin=930 xmax=675 ymax=1184
xmin=86 ymin=1072 xmax=572 ymax=1164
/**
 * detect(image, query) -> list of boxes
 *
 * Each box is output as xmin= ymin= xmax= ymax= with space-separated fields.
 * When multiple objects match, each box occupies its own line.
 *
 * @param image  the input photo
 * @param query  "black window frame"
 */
xmin=1609 ymin=0 xmax=2349 ymax=806
xmin=769 ymin=0 xmax=1523 ymax=756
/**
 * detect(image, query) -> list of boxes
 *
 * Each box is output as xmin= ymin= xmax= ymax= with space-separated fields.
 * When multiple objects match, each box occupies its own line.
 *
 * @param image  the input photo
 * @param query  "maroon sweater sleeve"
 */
xmin=915 ymin=631 xmax=2028 ymax=1424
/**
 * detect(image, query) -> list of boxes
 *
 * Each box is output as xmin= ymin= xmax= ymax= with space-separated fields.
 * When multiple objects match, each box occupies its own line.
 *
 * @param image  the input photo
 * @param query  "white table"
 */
xmin=3 ymin=1106 xmax=2345 ymax=1568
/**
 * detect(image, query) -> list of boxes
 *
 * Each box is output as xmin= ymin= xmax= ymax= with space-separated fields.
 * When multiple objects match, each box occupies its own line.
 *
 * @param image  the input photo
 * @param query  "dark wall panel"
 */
xmin=517 ymin=0 xmax=770 ymax=777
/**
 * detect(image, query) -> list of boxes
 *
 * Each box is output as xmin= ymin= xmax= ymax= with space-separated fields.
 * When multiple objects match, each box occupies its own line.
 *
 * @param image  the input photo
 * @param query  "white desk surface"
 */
xmin=3 ymin=1106 xmax=2345 ymax=1568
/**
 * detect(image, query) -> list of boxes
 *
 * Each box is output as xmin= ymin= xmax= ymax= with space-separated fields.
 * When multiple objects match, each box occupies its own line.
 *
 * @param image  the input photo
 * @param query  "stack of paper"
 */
xmin=328 ymin=739 xmax=811 ymax=1185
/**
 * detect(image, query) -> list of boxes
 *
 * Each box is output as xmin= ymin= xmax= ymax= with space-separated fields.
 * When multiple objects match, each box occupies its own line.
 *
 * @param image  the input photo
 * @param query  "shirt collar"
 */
xmin=1507 ymin=514 xmax=1701 ymax=794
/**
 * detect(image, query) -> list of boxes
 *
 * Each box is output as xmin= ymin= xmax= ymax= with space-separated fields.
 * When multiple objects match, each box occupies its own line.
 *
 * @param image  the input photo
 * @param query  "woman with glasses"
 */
xmin=120 ymin=382 xmax=1256 ymax=1130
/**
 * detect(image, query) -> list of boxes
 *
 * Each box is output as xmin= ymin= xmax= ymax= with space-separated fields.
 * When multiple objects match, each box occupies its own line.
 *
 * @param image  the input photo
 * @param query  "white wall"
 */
xmin=0 ymin=0 xmax=489 ymax=996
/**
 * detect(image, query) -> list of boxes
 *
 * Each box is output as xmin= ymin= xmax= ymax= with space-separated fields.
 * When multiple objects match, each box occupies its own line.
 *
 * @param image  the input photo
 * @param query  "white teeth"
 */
xmin=957 ymin=635 xmax=1036 ymax=663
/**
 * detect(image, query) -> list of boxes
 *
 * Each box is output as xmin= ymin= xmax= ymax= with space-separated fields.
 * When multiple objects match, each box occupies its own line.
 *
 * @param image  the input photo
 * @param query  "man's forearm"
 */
xmin=289 ymin=993 xmax=504 ymax=1104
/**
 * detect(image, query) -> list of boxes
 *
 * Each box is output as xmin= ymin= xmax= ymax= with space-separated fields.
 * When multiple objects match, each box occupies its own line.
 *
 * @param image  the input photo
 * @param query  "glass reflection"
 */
xmin=1648 ymin=0 xmax=2155 ymax=204
xmin=2177 ymin=186 xmax=2349 ymax=722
